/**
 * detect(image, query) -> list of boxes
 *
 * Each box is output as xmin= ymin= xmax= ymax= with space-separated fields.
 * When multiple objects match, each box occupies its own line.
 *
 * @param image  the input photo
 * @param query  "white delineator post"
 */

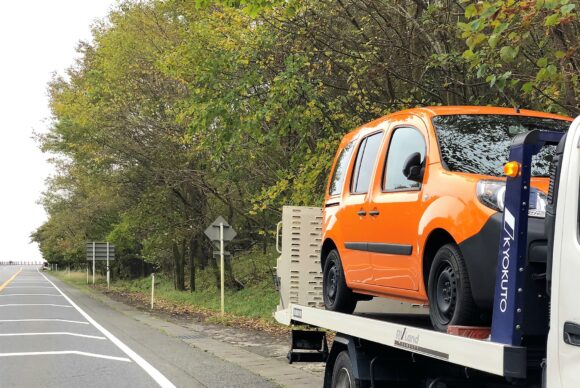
xmin=151 ymin=273 xmax=155 ymax=310
xmin=86 ymin=264 xmax=89 ymax=284
xmin=92 ymin=242 xmax=96 ymax=285
xmin=220 ymin=222 xmax=224 ymax=316
xmin=106 ymin=242 xmax=110 ymax=290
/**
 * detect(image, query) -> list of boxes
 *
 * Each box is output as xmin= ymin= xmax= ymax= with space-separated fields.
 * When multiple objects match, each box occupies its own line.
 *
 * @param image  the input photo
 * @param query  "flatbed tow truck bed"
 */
xmin=273 ymin=126 xmax=580 ymax=387
xmin=275 ymin=304 xmax=527 ymax=379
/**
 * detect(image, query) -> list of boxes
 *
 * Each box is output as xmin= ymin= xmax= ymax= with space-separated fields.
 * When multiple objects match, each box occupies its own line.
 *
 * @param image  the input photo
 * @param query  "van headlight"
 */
xmin=476 ymin=180 xmax=547 ymax=218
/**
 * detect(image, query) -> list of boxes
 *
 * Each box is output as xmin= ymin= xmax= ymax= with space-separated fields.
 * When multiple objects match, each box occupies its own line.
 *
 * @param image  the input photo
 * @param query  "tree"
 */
xmin=459 ymin=0 xmax=579 ymax=114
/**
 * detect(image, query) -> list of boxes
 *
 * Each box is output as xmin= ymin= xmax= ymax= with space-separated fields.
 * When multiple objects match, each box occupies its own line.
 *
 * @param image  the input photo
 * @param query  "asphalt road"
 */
xmin=0 ymin=266 xmax=277 ymax=388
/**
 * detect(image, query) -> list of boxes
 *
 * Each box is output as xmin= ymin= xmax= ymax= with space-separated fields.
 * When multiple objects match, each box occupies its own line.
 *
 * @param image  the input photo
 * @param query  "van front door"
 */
xmin=367 ymin=124 xmax=427 ymax=291
xmin=547 ymin=117 xmax=580 ymax=388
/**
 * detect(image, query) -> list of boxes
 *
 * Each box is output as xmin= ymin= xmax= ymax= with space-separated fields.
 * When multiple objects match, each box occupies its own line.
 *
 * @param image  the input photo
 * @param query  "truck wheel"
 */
xmin=331 ymin=351 xmax=359 ymax=388
xmin=428 ymin=244 xmax=478 ymax=332
xmin=323 ymin=250 xmax=357 ymax=314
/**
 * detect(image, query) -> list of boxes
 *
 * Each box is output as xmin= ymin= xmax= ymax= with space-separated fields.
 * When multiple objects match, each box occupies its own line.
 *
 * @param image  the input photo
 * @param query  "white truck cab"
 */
xmin=275 ymin=117 xmax=580 ymax=387
xmin=547 ymin=116 xmax=580 ymax=387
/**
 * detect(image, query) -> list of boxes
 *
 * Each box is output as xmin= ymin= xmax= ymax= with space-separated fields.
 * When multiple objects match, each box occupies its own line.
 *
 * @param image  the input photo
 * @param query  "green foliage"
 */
xmin=459 ymin=0 xmax=579 ymax=112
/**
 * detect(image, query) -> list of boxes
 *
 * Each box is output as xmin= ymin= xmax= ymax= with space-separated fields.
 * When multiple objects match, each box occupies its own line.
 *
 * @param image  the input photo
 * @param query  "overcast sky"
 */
xmin=0 ymin=1 xmax=117 ymax=262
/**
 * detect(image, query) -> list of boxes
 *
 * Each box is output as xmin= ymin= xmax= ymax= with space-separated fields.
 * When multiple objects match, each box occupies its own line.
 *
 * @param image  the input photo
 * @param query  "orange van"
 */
xmin=322 ymin=106 xmax=571 ymax=331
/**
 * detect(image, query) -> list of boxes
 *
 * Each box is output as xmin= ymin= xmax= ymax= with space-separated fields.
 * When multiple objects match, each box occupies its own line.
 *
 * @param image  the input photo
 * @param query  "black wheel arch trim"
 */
xmin=458 ymin=213 xmax=548 ymax=310
xmin=321 ymin=238 xmax=339 ymax=271
xmin=323 ymin=334 xmax=370 ymax=386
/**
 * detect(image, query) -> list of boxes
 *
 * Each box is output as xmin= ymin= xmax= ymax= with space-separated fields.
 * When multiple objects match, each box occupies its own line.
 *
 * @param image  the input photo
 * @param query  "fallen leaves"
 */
xmin=97 ymin=285 xmax=290 ymax=335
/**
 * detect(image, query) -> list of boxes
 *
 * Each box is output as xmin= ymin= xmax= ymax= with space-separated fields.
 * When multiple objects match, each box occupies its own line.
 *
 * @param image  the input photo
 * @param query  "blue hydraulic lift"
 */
xmin=491 ymin=129 xmax=564 ymax=346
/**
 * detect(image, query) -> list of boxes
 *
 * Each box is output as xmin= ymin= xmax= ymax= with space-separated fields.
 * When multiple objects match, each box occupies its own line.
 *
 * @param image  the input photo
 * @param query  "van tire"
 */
xmin=428 ymin=244 xmax=478 ymax=332
xmin=323 ymin=249 xmax=357 ymax=314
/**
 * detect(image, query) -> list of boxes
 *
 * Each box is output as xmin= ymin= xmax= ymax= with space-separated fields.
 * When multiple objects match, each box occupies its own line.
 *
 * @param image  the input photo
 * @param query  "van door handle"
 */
xmin=357 ymin=210 xmax=367 ymax=217
xmin=369 ymin=210 xmax=380 ymax=216
xmin=564 ymin=322 xmax=580 ymax=346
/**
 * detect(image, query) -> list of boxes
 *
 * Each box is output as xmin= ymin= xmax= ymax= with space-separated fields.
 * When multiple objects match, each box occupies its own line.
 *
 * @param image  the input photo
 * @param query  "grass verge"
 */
xmin=50 ymin=266 xmax=286 ymax=335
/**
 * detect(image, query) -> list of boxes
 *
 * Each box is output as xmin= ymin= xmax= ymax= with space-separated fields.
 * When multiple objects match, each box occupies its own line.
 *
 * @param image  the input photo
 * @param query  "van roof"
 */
xmin=399 ymin=105 xmax=571 ymax=120
xmin=342 ymin=106 xmax=572 ymax=142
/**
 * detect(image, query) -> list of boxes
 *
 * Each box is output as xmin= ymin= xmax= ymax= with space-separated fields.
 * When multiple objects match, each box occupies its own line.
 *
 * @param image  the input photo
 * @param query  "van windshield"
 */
xmin=432 ymin=114 xmax=569 ymax=177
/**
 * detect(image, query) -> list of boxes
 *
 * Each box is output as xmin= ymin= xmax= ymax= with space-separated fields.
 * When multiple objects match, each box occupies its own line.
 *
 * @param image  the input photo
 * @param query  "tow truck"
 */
xmin=274 ymin=117 xmax=580 ymax=387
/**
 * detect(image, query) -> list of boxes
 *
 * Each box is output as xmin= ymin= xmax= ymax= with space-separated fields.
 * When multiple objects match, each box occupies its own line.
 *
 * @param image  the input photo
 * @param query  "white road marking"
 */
xmin=39 ymin=271 xmax=175 ymax=388
xmin=0 ymin=350 xmax=131 ymax=362
xmin=4 ymin=286 xmax=57 ymax=289
xmin=0 ymin=304 xmax=72 ymax=308
xmin=9 ymin=278 xmax=46 ymax=284
xmin=0 ymin=294 xmax=63 ymax=297
xmin=0 ymin=332 xmax=105 ymax=339
xmin=0 ymin=319 xmax=89 ymax=325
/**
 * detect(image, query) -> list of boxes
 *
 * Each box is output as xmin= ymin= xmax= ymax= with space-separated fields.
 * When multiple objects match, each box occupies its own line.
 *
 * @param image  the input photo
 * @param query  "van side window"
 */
xmin=329 ymin=141 xmax=354 ymax=196
xmin=384 ymin=127 xmax=426 ymax=192
xmin=351 ymin=132 xmax=384 ymax=194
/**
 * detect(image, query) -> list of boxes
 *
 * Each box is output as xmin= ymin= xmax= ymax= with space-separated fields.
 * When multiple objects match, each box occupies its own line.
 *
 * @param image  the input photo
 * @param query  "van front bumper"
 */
xmin=458 ymin=213 xmax=547 ymax=311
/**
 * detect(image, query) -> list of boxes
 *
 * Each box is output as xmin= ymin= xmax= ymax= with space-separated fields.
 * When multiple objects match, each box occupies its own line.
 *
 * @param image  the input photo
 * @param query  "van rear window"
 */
xmin=432 ymin=114 xmax=569 ymax=177
xmin=329 ymin=141 xmax=354 ymax=196
xmin=351 ymin=132 xmax=384 ymax=194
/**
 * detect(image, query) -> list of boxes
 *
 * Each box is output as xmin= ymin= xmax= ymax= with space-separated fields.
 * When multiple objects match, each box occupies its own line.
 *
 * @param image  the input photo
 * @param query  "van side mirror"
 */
xmin=402 ymin=152 xmax=424 ymax=182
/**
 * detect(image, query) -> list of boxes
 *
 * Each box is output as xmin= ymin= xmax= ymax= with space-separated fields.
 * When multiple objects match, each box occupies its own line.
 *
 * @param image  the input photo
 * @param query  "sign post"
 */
xmin=86 ymin=242 xmax=116 ymax=286
xmin=204 ymin=216 xmax=236 ymax=316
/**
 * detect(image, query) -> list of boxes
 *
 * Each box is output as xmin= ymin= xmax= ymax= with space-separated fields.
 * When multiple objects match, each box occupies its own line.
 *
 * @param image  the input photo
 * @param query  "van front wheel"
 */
xmin=323 ymin=250 xmax=357 ymax=314
xmin=427 ymin=244 xmax=478 ymax=332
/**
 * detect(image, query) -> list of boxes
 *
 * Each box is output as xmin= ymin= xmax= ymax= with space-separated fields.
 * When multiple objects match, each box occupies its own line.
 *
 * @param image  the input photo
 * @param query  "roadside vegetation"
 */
xmin=34 ymin=1 xmax=578 ymax=304
xmin=51 ymin=248 xmax=282 ymax=330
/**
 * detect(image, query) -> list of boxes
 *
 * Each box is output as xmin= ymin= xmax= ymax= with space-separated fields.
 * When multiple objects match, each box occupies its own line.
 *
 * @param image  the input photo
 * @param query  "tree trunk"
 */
xmin=189 ymin=237 xmax=196 ymax=292
xmin=210 ymin=250 xmax=220 ymax=289
xmin=181 ymin=240 xmax=186 ymax=289
xmin=224 ymin=255 xmax=242 ymax=290
xmin=199 ymin=246 xmax=208 ymax=269
xmin=262 ymin=224 xmax=268 ymax=254
xmin=172 ymin=241 xmax=185 ymax=291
